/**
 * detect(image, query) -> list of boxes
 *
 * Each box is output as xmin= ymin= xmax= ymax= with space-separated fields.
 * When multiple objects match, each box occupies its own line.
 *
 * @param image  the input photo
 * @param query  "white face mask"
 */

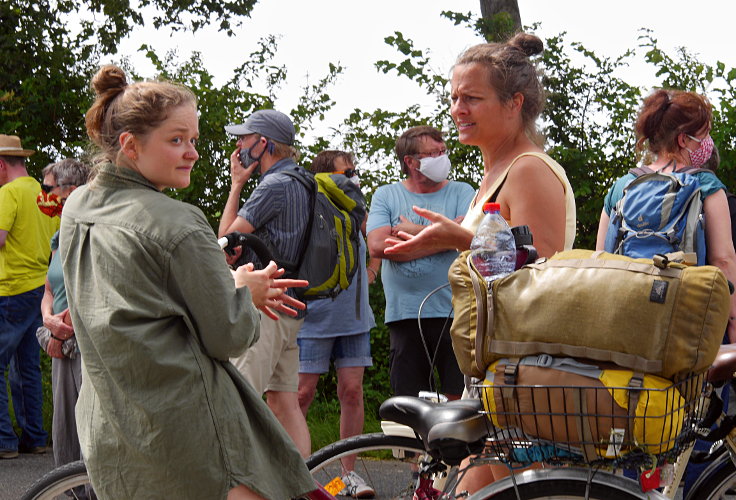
xmin=418 ymin=154 xmax=451 ymax=183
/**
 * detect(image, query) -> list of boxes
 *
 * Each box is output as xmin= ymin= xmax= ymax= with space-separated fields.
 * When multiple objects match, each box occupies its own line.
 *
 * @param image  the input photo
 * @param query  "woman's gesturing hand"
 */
xmin=384 ymin=205 xmax=472 ymax=256
xmin=233 ymin=261 xmax=308 ymax=320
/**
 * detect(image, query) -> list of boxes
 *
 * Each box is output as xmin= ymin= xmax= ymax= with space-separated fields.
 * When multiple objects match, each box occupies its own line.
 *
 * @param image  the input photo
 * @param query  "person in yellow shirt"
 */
xmin=0 ymin=135 xmax=58 ymax=459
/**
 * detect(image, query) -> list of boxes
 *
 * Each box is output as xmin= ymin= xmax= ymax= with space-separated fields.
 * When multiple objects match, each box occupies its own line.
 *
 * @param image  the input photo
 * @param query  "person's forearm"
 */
xmin=367 ymin=257 xmax=381 ymax=275
xmin=218 ymin=186 xmax=245 ymax=237
xmin=41 ymin=284 xmax=54 ymax=320
xmin=379 ymin=246 xmax=444 ymax=262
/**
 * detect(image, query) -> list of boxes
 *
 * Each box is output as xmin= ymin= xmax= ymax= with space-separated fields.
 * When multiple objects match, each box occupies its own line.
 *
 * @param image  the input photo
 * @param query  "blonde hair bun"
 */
xmin=91 ymin=65 xmax=128 ymax=98
xmin=508 ymin=33 xmax=544 ymax=58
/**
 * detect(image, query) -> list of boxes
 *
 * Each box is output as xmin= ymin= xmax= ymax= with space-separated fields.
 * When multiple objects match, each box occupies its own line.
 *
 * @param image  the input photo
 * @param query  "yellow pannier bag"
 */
xmin=449 ymin=249 xmax=730 ymax=380
xmin=481 ymin=356 xmax=694 ymax=459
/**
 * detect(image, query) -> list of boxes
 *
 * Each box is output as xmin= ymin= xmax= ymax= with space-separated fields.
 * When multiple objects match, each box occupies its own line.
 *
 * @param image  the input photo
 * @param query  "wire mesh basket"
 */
xmin=477 ymin=364 xmax=707 ymax=470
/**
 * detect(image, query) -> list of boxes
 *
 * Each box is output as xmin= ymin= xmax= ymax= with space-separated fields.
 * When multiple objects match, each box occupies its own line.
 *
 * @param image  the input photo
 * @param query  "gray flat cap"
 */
xmin=224 ymin=109 xmax=295 ymax=146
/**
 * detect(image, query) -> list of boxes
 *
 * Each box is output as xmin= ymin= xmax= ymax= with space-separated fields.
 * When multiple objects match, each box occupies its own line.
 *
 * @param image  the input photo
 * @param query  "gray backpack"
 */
xmin=282 ymin=168 xmax=366 ymax=300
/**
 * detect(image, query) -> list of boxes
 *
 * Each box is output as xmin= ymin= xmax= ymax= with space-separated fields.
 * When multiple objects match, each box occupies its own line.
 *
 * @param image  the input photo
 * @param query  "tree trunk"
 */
xmin=479 ymin=0 xmax=522 ymax=41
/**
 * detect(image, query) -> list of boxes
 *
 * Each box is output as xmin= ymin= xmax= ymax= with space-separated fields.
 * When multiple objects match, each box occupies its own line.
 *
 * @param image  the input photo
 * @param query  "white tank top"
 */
xmin=460 ymin=152 xmax=576 ymax=250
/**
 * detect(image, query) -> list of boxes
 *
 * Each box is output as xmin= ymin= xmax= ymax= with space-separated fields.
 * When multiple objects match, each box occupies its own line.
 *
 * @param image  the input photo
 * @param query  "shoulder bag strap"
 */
xmin=281 ymin=169 xmax=317 ymax=274
xmin=629 ymin=166 xmax=655 ymax=177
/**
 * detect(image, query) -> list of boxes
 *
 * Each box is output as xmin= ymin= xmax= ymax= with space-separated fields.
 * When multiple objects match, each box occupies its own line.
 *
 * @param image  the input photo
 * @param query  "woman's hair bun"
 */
xmin=91 ymin=65 xmax=128 ymax=97
xmin=508 ymin=33 xmax=544 ymax=57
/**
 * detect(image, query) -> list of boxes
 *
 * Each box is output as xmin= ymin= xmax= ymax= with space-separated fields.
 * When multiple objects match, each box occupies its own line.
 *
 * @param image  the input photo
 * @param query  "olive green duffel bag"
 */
xmin=448 ymin=249 xmax=730 ymax=380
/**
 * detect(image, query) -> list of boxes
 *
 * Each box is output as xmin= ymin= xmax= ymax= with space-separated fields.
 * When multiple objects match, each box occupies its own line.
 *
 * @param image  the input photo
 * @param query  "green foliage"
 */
xmin=0 ymin=0 xmax=100 ymax=177
xmin=639 ymin=30 xmax=736 ymax=189
xmin=540 ymin=34 xmax=642 ymax=248
xmin=0 ymin=0 xmax=258 ymax=180
xmin=441 ymin=10 xmax=515 ymax=43
xmin=371 ymin=20 xmax=736 ymax=248
xmin=13 ymin=2 xmax=736 ymax=444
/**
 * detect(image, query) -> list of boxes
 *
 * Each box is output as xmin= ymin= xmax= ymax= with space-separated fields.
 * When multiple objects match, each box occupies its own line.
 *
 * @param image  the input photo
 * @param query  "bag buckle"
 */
xmin=652 ymin=254 xmax=669 ymax=269
xmin=504 ymin=359 xmax=520 ymax=385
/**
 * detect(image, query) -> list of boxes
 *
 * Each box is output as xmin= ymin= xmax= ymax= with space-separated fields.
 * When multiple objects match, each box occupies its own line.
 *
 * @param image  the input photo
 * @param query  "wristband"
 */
xmin=367 ymin=268 xmax=378 ymax=279
xmin=50 ymin=333 xmax=64 ymax=341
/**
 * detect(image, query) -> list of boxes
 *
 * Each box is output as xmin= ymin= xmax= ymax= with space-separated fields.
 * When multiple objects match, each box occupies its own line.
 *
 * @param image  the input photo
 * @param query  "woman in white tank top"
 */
xmin=384 ymin=33 xmax=576 ymax=260
xmin=383 ymin=33 xmax=577 ymax=495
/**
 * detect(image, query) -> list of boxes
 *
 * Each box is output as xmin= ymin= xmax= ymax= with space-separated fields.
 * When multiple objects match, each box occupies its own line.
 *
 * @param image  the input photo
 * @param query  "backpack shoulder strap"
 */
xmin=281 ymin=167 xmax=315 ymax=192
xmin=629 ymin=166 xmax=654 ymax=177
xmin=280 ymin=168 xmax=317 ymax=274
xmin=676 ymin=166 xmax=712 ymax=176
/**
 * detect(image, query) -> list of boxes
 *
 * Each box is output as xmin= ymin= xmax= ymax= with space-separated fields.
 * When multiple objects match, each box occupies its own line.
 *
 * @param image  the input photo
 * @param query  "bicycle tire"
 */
xmin=20 ymin=460 xmax=95 ymax=500
xmin=307 ymin=432 xmax=451 ymax=499
xmin=471 ymin=468 xmax=666 ymax=500
xmin=684 ymin=454 xmax=736 ymax=500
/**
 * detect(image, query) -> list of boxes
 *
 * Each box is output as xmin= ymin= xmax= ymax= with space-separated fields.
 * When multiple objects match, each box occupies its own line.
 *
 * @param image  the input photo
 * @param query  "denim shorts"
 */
xmin=297 ymin=332 xmax=373 ymax=374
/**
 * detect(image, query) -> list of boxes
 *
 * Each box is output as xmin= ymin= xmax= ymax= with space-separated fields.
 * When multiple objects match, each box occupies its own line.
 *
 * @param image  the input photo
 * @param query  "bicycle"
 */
xmin=22 ymin=233 xmax=736 ymax=500
xmin=306 ymin=348 xmax=736 ymax=500
xmin=21 ymin=374 xmax=736 ymax=500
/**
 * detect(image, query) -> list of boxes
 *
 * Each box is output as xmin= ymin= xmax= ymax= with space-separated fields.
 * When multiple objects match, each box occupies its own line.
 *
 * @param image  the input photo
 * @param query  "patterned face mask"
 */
xmin=686 ymin=134 xmax=715 ymax=168
xmin=37 ymin=191 xmax=63 ymax=217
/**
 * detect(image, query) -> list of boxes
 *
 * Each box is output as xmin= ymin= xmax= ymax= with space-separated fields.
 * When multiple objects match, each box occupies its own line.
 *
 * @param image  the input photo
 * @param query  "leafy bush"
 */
xmin=8 ymin=4 xmax=735 ymax=444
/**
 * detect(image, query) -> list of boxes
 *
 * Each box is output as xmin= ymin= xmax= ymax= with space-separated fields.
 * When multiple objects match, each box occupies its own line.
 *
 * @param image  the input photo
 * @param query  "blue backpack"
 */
xmin=604 ymin=166 xmax=707 ymax=265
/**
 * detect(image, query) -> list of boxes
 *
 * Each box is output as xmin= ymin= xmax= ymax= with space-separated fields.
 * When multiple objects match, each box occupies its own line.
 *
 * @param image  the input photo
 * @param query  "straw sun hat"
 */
xmin=0 ymin=135 xmax=34 ymax=157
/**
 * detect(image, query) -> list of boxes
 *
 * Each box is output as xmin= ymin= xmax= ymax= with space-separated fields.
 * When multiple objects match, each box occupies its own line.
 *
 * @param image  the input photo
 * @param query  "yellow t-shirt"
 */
xmin=461 ymin=152 xmax=576 ymax=250
xmin=0 ymin=176 xmax=60 ymax=295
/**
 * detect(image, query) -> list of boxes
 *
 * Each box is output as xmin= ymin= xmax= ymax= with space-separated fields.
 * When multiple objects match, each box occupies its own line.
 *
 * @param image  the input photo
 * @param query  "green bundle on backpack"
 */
xmin=283 ymin=169 xmax=366 ymax=300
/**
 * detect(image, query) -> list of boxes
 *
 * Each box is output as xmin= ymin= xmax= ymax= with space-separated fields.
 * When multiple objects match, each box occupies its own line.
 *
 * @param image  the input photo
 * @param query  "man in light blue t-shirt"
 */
xmin=367 ymin=126 xmax=474 ymax=399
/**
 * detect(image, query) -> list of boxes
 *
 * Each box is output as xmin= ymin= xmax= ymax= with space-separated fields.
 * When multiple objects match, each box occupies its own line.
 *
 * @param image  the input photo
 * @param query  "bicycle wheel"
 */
xmin=21 ymin=460 xmax=95 ymax=500
xmin=307 ymin=432 xmax=451 ymax=499
xmin=471 ymin=468 xmax=664 ymax=500
xmin=685 ymin=454 xmax=736 ymax=500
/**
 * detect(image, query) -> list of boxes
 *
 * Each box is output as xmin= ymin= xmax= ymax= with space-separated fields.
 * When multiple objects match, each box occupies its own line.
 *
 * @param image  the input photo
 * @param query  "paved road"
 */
xmin=0 ymin=452 xmax=693 ymax=500
xmin=1 ymin=451 xmax=55 ymax=500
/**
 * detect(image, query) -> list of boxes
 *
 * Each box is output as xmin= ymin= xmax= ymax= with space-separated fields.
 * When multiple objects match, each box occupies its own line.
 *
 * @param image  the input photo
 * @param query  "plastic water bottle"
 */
xmin=470 ymin=202 xmax=516 ymax=286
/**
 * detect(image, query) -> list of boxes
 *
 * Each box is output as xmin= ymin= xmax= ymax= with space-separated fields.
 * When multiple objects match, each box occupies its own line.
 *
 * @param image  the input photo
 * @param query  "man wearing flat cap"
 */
xmin=0 ymin=135 xmax=57 ymax=458
xmin=218 ymin=109 xmax=312 ymax=457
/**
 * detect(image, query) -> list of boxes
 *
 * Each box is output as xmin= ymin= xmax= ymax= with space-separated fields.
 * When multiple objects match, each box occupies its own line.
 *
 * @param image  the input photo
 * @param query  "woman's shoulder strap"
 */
xmin=508 ymin=152 xmax=571 ymax=195
xmin=480 ymin=151 xmax=561 ymax=206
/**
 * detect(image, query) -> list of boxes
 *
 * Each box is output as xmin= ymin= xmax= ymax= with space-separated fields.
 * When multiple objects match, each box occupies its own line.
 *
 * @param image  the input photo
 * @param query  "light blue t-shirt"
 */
xmin=366 ymin=180 xmax=475 ymax=323
xmin=48 ymin=231 xmax=67 ymax=314
xmin=298 ymin=237 xmax=376 ymax=338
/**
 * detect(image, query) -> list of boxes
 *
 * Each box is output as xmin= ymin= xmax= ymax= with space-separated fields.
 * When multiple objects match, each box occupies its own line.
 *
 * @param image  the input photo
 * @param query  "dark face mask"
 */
xmin=238 ymin=138 xmax=268 ymax=170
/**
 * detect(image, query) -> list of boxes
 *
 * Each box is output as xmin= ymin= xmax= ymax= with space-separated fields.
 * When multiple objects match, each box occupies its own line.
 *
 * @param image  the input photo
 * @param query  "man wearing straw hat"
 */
xmin=0 ymin=135 xmax=57 ymax=459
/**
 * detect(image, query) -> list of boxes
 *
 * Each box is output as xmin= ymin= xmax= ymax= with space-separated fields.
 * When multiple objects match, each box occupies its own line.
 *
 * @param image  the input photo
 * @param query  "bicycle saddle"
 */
xmin=707 ymin=343 xmax=736 ymax=383
xmin=379 ymin=396 xmax=487 ymax=449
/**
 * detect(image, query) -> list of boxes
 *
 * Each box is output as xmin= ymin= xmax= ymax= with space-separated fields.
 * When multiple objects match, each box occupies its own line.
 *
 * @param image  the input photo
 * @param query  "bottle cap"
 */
xmin=483 ymin=202 xmax=501 ymax=213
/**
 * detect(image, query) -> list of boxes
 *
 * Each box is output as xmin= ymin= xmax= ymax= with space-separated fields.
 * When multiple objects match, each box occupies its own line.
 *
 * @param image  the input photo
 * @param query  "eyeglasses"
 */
xmin=41 ymin=183 xmax=72 ymax=193
xmin=413 ymin=148 xmax=448 ymax=159
xmin=334 ymin=168 xmax=358 ymax=178
xmin=687 ymin=134 xmax=704 ymax=143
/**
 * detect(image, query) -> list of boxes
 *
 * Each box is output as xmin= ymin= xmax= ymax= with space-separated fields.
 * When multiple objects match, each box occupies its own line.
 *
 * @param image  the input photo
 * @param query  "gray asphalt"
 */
xmin=0 ymin=452 xmax=691 ymax=500
xmin=0 ymin=450 xmax=55 ymax=500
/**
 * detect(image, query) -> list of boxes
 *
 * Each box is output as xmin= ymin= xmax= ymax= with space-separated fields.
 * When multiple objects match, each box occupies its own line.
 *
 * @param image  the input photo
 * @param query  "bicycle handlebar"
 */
xmin=218 ymin=232 xmax=275 ymax=267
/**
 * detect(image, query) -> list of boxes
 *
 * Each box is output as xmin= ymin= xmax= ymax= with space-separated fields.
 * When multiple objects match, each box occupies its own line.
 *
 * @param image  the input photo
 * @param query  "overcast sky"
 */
xmin=116 ymin=0 xmax=736 ymax=134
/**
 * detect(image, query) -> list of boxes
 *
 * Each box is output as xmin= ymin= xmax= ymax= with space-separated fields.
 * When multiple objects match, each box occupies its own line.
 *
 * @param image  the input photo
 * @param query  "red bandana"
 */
xmin=37 ymin=191 xmax=63 ymax=218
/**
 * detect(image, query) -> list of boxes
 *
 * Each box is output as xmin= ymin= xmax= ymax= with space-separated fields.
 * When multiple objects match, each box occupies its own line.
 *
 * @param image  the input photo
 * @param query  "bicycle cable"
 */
xmin=416 ymin=282 xmax=453 ymax=398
